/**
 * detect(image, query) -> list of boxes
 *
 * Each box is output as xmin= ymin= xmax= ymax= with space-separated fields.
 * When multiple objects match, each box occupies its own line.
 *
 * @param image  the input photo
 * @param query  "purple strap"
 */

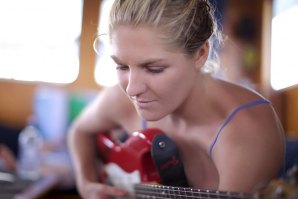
xmin=209 ymin=99 xmax=272 ymax=159
xmin=142 ymin=119 xmax=147 ymax=129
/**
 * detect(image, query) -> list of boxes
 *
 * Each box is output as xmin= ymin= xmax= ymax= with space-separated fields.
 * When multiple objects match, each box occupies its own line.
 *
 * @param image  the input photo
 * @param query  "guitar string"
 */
xmin=135 ymin=191 xmax=252 ymax=199
xmin=135 ymin=184 xmax=252 ymax=197
xmin=134 ymin=185 xmax=253 ymax=199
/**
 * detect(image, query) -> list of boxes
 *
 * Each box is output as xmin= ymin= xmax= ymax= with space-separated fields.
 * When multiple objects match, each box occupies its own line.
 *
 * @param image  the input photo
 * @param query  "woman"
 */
xmin=68 ymin=0 xmax=285 ymax=198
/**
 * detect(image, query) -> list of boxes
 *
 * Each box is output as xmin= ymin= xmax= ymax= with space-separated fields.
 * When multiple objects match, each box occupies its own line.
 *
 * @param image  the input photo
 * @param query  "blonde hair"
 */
xmin=108 ymin=0 xmax=223 ymax=74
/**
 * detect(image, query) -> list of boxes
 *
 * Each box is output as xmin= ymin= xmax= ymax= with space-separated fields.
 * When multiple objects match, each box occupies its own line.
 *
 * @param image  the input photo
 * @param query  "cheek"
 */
xmin=155 ymin=76 xmax=185 ymax=102
xmin=160 ymin=70 xmax=196 ymax=103
xmin=165 ymin=81 xmax=187 ymax=99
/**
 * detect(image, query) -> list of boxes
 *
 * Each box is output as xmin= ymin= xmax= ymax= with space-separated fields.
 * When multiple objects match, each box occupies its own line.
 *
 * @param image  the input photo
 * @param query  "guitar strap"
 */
xmin=151 ymin=134 xmax=189 ymax=187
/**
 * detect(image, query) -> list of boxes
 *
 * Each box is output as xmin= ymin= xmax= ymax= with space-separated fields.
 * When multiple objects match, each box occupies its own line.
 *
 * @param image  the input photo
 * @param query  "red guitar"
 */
xmin=97 ymin=128 xmax=298 ymax=199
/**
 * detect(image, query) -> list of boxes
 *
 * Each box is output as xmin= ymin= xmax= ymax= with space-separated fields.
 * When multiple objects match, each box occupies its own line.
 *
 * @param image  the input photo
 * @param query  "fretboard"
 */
xmin=134 ymin=184 xmax=253 ymax=199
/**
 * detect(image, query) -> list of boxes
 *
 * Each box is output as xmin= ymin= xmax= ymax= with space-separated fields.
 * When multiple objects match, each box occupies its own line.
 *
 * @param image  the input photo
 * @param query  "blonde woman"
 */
xmin=68 ymin=0 xmax=285 ymax=198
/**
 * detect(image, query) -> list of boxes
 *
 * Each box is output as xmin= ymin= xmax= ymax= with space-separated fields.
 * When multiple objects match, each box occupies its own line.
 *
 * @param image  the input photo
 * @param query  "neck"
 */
xmin=171 ymin=76 xmax=224 ymax=126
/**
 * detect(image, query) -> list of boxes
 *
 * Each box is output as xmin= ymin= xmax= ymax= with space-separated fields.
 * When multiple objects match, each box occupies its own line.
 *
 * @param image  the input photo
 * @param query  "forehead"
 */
xmin=111 ymin=25 xmax=162 ymax=48
xmin=110 ymin=25 xmax=181 ymax=58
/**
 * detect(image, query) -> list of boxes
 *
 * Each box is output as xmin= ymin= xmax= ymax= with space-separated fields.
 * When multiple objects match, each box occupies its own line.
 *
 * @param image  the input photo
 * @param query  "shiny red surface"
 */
xmin=97 ymin=128 xmax=163 ymax=183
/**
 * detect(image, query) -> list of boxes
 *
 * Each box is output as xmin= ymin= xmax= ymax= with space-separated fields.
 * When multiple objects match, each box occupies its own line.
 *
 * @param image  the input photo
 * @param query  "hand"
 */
xmin=78 ymin=181 xmax=128 ymax=199
xmin=0 ymin=144 xmax=16 ymax=171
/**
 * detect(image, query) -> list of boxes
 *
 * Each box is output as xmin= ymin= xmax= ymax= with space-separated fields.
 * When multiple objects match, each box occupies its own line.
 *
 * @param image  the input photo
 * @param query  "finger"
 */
xmin=100 ymin=184 xmax=128 ymax=197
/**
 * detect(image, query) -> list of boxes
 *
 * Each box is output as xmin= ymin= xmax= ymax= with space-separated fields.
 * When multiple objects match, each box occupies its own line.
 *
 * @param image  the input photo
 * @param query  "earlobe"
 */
xmin=194 ymin=42 xmax=210 ymax=71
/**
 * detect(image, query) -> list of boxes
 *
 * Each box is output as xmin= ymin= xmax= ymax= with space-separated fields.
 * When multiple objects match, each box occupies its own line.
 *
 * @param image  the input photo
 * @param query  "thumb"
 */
xmin=100 ymin=184 xmax=128 ymax=196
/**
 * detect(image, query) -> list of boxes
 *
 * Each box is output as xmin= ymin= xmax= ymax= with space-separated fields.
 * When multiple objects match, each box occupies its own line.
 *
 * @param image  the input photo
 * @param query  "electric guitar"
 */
xmin=97 ymin=128 xmax=298 ymax=199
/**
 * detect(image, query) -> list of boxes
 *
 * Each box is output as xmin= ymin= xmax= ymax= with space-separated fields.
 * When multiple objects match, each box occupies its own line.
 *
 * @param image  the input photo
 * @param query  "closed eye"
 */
xmin=146 ymin=66 xmax=165 ymax=73
xmin=116 ymin=65 xmax=129 ymax=71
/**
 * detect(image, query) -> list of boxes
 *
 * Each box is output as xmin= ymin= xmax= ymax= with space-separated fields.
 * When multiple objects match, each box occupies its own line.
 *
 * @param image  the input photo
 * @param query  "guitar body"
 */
xmin=97 ymin=128 xmax=163 ymax=192
xmin=97 ymin=128 xmax=298 ymax=199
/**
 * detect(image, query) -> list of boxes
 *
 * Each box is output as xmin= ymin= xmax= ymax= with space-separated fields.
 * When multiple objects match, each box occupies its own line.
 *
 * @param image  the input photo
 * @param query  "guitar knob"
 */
xmin=158 ymin=141 xmax=166 ymax=149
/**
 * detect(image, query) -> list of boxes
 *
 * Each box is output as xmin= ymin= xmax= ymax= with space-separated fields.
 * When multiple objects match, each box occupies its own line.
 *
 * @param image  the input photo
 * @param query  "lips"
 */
xmin=133 ymin=98 xmax=155 ymax=108
xmin=137 ymin=99 xmax=151 ymax=103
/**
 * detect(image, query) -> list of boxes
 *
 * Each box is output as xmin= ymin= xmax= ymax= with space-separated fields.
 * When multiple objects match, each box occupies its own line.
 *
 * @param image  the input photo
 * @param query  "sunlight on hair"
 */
xmin=95 ymin=0 xmax=118 ymax=87
xmin=271 ymin=5 xmax=298 ymax=90
xmin=95 ymin=40 xmax=118 ymax=87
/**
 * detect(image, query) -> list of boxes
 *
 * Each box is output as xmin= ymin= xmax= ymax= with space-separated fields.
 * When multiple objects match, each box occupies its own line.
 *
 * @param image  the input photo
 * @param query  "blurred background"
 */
xmin=0 ymin=0 xmax=297 ymax=198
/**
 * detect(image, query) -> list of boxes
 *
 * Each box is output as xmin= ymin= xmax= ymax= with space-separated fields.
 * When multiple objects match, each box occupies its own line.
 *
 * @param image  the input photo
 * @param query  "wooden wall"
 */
xmin=285 ymin=88 xmax=298 ymax=137
xmin=0 ymin=0 xmax=297 ymax=136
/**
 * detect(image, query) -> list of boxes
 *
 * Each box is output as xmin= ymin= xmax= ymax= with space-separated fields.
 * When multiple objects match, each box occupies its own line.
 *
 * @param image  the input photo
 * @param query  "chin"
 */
xmin=137 ymin=110 xmax=164 ymax=122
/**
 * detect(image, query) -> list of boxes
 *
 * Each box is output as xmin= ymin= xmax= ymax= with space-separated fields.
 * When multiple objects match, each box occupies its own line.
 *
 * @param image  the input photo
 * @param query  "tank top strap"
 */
xmin=209 ymin=99 xmax=272 ymax=159
xmin=142 ymin=119 xmax=147 ymax=129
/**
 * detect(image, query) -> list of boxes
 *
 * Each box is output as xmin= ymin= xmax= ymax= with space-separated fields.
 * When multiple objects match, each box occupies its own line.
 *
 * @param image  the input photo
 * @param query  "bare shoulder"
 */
xmin=218 ymin=81 xmax=285 ymax=159
xmin=223 ymin=94 xmax=284 ymax=154
xmin=211 ymin=80 xmax=285 ymax=192
xmin=227 ymin=82 xmax=283 ymax=138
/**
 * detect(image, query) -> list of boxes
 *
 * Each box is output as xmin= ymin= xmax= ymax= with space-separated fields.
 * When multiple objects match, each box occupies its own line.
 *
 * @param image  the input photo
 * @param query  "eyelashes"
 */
xmin=116 ymin=65 xmax=165 ymax=74
xmin=146 ymin=67 xmax=164 ymax=73
xmin=116 ymin=65 xmax=129 ymax=71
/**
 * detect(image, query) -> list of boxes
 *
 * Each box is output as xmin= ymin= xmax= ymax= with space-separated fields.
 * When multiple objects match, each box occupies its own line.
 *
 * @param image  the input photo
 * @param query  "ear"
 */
xmin=194 ymin=42 xmax=209 ymax=71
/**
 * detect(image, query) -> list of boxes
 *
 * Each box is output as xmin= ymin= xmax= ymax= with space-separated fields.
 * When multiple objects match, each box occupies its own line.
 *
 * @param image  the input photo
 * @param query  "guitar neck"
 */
xmin=134 ymin=184 xmax=253 ymax=199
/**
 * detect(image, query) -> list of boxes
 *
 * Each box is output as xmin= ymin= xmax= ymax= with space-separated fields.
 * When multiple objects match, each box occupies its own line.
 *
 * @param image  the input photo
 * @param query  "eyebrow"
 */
xmin=110 ymin=55 xmax=122 ymax=64
xmin=110 ymin=55 xmax=165 ymax=66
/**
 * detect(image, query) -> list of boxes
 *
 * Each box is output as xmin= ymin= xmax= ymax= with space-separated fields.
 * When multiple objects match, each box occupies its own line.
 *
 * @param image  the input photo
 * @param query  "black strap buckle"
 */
xmin=151 ymin=134 xmax=189 ymax=187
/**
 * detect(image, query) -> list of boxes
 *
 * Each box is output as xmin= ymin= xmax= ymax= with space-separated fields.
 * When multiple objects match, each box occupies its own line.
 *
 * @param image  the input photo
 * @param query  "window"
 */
xmin=0 ymin=0 xmax=83 ymax=83
xmin=270 ymin=0 xmax=298 ymax=90
xmin=95 ymin=0 xmax=118 ymax=87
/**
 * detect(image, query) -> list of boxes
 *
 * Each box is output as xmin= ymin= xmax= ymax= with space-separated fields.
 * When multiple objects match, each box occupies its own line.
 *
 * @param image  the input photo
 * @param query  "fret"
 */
xmin=214 ymin=190 xmax=221 ymax=199
xmin=192 ymin=188 xmax=201 ymax=198
xmin=194 ymin=188 xmax=211 ymax=198
xmin=174 ymin=186 xmax=181 ymax=199
xmin=184 ymin=187 xmax=190 ymax=199
xmin=156 ymin=185 xmax=172 ymax=199
xmin=149 ymin=184 xmax=157 ymax=198
xmin=163 ymin=185 xmax=170 ymax=198
xmin=152 ymin=184 xmax=159 ymax=198
xmin=185 ymin=187 xmax=194 ymax=198
xmin=188 ymin=187 xmax=194 ymax=198
xmin=169 ymin=186 xmax=176 ymax=199
xmin=178 ymin=187 xmax=186 ymax=199
xmin=157 ymin=185 xmax=164 ymax=198
xmin=189 ymin=188 xmax=195 ymax=199
xmin=204 ymin=189 xmax=224 ymax=199
xmin=201 ymin=189 xmax=212 ymax=198
xmin=178 ymin=186 xmax=186 ymax=199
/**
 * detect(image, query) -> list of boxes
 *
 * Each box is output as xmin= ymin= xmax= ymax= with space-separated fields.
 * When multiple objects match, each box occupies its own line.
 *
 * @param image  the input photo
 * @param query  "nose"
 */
xmin=125 ymin=69 xmax=145 ymax=97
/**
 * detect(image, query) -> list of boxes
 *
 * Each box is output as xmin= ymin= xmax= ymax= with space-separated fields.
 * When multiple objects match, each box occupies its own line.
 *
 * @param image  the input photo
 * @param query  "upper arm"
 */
xmin=213 ymin=104 xmax=285 ymax=193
